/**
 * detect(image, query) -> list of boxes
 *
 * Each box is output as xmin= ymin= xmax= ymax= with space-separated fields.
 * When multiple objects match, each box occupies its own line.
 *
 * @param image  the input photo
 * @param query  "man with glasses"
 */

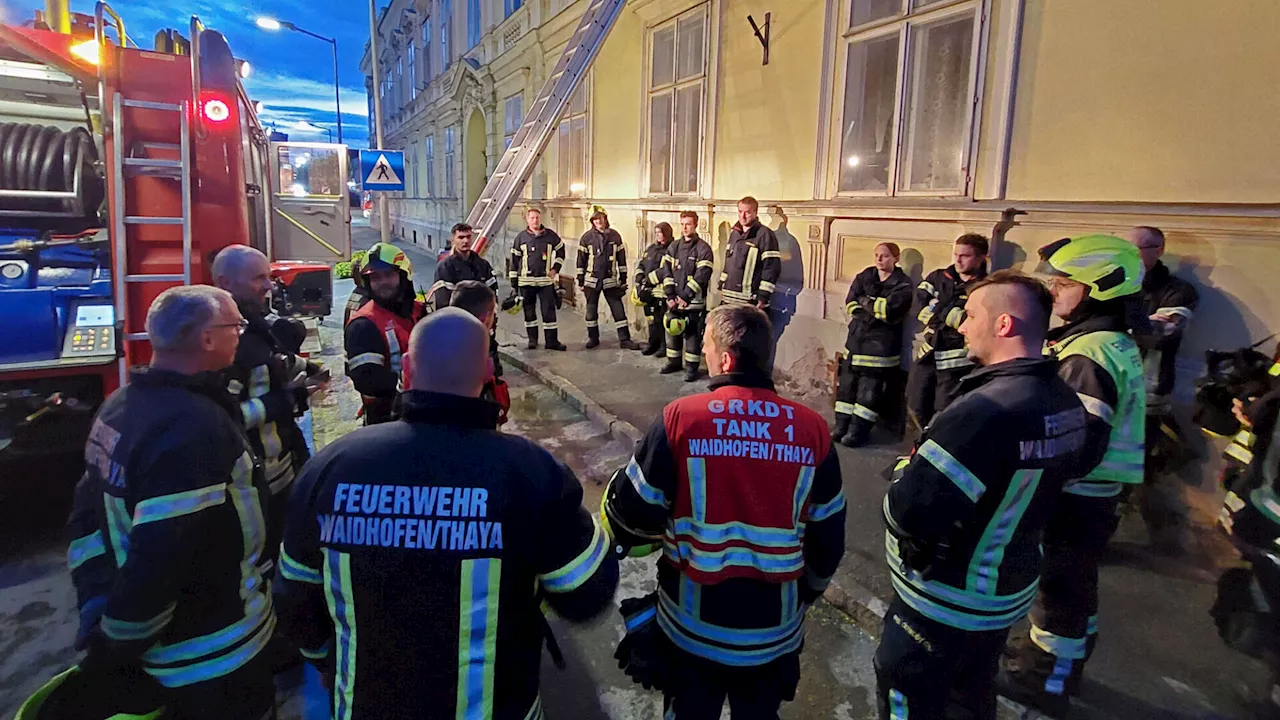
xmin=67 ymin=285 xmax=277 ymax=720
xmin=214 ymin=245 xmax=327 ymax=582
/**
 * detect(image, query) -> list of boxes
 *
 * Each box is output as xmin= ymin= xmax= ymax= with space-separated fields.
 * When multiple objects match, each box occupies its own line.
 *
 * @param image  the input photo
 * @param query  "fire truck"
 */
xmin=0 ymin=2 xmax=352 ymax=471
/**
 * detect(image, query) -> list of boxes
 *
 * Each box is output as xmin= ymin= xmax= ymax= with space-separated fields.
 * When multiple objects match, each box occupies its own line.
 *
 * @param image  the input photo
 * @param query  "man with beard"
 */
xmin=344 ymin=242 xmax=426 ymax=425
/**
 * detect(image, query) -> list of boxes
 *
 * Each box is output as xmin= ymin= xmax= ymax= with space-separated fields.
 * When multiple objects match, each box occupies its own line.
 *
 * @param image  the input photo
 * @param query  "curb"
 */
xmin=497 ymin=337 xmax=892 ymax=638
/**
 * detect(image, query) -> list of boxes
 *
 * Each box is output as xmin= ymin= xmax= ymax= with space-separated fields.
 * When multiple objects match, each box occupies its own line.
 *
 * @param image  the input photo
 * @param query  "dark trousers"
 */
xmin=166 ymin=654 xmax=276 ymax=720
xmin=520 ymin=285 xmax=560 ymax=346
xmin=875 ymin=596 xmax=1010 ymax=720
xmin=835 ymin=359 xmax=892 ymax=434
xmin=1006 ymin=492 xmax=1120 ymax=699
xmin=664 ymin=309 xmax=705 ymax=371
xmin=662 ymin=646 xmax=800 ymax=720
xmin=643 ymin=301 xmax=667 ymax=352
xmin=906 ymin=360 xmax=971 ymax=443
xmin=584 ymin=287 xmax=632 ymax=342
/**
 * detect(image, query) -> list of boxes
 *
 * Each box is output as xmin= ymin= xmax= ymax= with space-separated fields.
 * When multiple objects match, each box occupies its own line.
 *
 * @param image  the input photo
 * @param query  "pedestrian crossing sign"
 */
xmin=359 ymin=150 xmax=405 ymax=191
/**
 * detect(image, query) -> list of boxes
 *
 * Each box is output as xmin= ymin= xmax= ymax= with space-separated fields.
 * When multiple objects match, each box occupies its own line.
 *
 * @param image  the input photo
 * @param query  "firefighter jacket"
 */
xmin=635 ymin=241 xmax=670 ymax=303
xmin=345 ymin=295 xmax=426 ymax=423
xmin=1138 ymin=260 xmax=1199 ymax=398
xmin=884 ymin=357 xmax=1096 ymax=632
xmin=1047 ymin=313 xmax=1147 ymax=494
xmin=225 ymin=301 xmax=313 ymax=502
xmin=914 ymin=264 xmax=988 ymax=370
xmin=67 ymin=368 xmax=274 ymax=690
xmin=660 ymin=235 xmax=715 ymax=311
xmin=843 ymin=266 xmax=913 ymax=369
xmin=508 ymin=227 xmax=566 ymax=288
xmin=429 ymin=251 xmax=499 ymax=309
xmin=607 ymin=372 xmax=847 ymax=666
xmin=720 ymin=221 xmax=782 ymax=306
xmin=344 ymin=286 xmax=371 ymax=328
xmin=274 ymin=390 xmax=620 ymax=720
xmin=576 ymin=227 xmax=628 ymax=291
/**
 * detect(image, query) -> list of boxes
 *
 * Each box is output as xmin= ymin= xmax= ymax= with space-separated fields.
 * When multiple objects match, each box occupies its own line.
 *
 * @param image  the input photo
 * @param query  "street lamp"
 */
xmin=255 ymin=16 xmax=344 ymax=144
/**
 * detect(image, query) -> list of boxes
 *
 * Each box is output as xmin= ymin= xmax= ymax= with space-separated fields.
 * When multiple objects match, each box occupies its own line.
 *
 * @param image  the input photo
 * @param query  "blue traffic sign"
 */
xmin=359 ymin=150 xmax=405 ymax=191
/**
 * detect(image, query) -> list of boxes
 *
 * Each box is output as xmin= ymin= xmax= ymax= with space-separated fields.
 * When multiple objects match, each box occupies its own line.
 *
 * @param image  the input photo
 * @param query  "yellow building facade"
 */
xmin=366 ymin=0 xmax=1280 ymax=530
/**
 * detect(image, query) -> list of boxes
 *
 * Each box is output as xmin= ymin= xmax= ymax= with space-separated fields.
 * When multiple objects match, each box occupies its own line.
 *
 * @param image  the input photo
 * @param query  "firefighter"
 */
xmin=429 ymin=222 xmax=499 ymax=310
xmin=1128 ymin=225 xmax=1200 ymax=551
xmin=998 ymin=235 xmax=1147 ymax=717
xmin=576 ymin=206 xmax=640 ymax=350
xmin=344 ymin=242 xmax=425 ymax=425
xmin=833 ymin=242 xmax=913 ymax=448
xmin=275 ymin=308 xmax=619 ymax=719
xmin=603 ymin=304 xmax=846 ymax=719
xmin=906 ymin=233 xmax=989 ymax=443
xmin=508 ymin=206 xmax=568 ymax=351
xmin=659 ymin=211 xmax=715 ymax=382
xmin=719 ymin=196 xmax=781 ymax=309
xmin=67 ymin=286 xmax=275 ymax=720
xmin=449 ymin=280 xmax=512 ymax=426
xmin=343 ymin=252 xmax=371 ymax=327
xmin=635 ymin=222 xmax=675 ymax=357
xmin=877 ymin=271 xmax=1097 ymax=720
xmin=212 ymin=245 xmax=326 ymax=575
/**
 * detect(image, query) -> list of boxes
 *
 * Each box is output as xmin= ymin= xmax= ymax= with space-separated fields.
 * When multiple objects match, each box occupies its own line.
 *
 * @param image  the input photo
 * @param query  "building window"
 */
xmin=646 ymin=5 xmax=707 ymax=195
xmin=504 ymin=0 xmax=522 ymax=19
xmin=408 ymin=41 xmax=417 ymax=99
xmin=836 ymin=0 xmax=980 ymax=195
xmin=468 ymin=0 xmax=481 ymax=48
xmin=442 ymin=0 xmax=452 ymax=70
xmin=445 ymin=126 xmax=456 ymax=197
xmin=423 ymin=19 xmax=432 ymax=81
xmin=407 ymin=142 xmax=418 ymax=196
xmin=557 ymin=82 xmax=588 ymax=198
xmin=503 ymin=94 xmax=523 ymax=150
xmin=425 ymin=135 xmax=435 ymax=197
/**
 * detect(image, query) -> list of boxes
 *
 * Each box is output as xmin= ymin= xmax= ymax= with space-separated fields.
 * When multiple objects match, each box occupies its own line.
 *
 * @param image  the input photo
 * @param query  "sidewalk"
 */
xmin=379 ymin=231 xmax=1270 ymax=719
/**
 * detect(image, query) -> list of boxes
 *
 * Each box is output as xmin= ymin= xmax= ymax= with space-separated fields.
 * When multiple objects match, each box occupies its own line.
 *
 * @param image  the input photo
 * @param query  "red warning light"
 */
xmin=202 ymin=98 xmax=231 ymax=123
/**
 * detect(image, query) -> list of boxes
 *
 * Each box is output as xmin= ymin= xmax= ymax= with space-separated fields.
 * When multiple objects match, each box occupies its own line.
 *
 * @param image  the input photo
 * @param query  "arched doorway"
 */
xmin=463 ymin=109 xmax=487 ymax=213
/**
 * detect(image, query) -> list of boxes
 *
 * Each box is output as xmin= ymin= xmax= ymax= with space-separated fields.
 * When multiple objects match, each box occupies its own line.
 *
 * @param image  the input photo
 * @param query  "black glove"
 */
xmin=614 ymin=593 xmax=668 ymax=691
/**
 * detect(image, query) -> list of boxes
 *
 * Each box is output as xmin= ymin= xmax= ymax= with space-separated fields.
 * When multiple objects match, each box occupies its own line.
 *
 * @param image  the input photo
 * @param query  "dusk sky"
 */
xmin=6 ymin=0 xmax=372 ymax=147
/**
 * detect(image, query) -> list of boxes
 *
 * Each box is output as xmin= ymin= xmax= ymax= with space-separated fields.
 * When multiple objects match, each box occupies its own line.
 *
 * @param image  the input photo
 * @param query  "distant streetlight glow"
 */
xmin=570 ymin=182 xmax=586 ymax=194
xmin=255 ymin=16 xmax=342 ymax=144
xmin=256 ymin=17 xmax=282 ymax=31
xmin=846 ymin=155 xmax=861 ymax=168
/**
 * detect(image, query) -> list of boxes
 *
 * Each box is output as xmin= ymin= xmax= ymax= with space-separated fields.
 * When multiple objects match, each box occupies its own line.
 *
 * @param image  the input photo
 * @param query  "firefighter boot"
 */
xmin=831 ymin=413 xmax=852 ymax=442
xmin=526 ymin=324 xmax=539 ymax=350
xmin=545 ymin=328 xmax=568 ymax=352
xmin=840 ymin=417 xmax=873 ymax=448
xmin=642 ymin=322 xmax=663 ymax=356
xmin=617 ymin=325 xmax=640 ymax=351
xmin=684 ymin=360 xmax=703 ymax=383
xmin=585 ymin=324 xmax=601 ymax=349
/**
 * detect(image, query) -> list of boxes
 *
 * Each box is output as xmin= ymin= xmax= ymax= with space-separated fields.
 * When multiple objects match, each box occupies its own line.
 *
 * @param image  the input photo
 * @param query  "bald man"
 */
xmin=876 ymin=270 xmax=1096 ymax=720
xmin=214 ymin=244 xmax=326 ymax=580
xmin=275 ymin=307 xmax=619 ymax=719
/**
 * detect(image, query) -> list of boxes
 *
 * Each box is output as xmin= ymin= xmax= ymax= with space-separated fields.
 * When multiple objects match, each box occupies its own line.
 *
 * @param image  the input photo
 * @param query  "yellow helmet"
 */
xmin=361 ymin=242 xmax=414 ymax=281
xmin=630 ymin=286 xmax=645 ymax=307
xmin=1036 ymin=235 xmax=1143 ymax=302
xmin=665 ymin=315 xmax=688 ymax=336
xmin=15 ymin=666 xmax=165 ymax=720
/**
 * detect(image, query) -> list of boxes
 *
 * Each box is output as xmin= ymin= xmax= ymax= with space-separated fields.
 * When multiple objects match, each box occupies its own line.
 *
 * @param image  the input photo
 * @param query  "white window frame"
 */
xmin=503 ymin=93 xmax=523 ymax=150
xmin=407 ymin=142 xmax=418 ymax=196
xmin=828 ymin=0 xmax=986 ymax=199
xmin=422 ymin=18 xmax=432 ymax=82
xmin=442 ymin=0 xmax=453 ymax=71
xmin=556 ymin=78 xmax=590 ymax=198
xmin=445 ymin=126 xmax=457 ymax=197
xmin=408 ymin=40 xmax=418 ymax=100
xmin=425 ymin=134 xmax=436 ymax=197
xmin=643 ymin=4 xmax=710 ymax=198
xmin=504 ymin=0 xmax=522 ymax=19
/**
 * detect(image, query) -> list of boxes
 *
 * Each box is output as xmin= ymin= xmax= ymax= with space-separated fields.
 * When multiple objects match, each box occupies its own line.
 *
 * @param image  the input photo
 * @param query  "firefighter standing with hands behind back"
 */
xmin=719 ymin=196 xmax=781 ymax=310
xmin=576 ymin=206 xmax=640 ymax=350
xmin=344 ymin=242 xmax=425 ymax=425
xmin=635 ymin=221 xmax=675 ymax=357
xmin=659 ymin=211 xmax=715 ymax=382
xmin=832 ymin=242 xmax=913 ymax=448
xmin=508 ymin=207 xmax=568 ymax=351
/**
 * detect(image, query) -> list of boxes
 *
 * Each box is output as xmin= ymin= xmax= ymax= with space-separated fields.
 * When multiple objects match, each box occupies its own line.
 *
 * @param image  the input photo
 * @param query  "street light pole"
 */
xmin=255 ymin=18 xmax=344 ymax=145
xmin=367 ymin=0 xmax=390 ymax=243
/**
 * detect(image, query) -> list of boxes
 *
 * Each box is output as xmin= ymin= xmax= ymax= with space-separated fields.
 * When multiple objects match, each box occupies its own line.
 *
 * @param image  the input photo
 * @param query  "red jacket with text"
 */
xmin=344 ymin=298 xmax=425 ymax=424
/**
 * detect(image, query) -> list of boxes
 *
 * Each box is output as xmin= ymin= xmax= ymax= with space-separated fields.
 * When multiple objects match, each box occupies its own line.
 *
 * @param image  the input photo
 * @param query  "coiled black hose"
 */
xmin=0 ymin=123 xmax=102 ymax=217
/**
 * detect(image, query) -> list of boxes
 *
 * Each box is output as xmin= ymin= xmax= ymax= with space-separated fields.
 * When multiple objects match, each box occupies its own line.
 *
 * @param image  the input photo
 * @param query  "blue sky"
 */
xmin=6 ymin=0 xmax=372 ymax=146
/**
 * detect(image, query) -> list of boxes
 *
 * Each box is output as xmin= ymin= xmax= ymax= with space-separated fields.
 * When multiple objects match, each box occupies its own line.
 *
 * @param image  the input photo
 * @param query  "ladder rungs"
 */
xmin=124 ymin=158 xmax=184 ymax=169
xmin=122 ymin=99 xmax=182 ymax=112
xmin=126 ymin=274 xmax=184 ymax=283
xmin=124 ymin=332 xmax=149 ymax=341
xmin=125 ymin=216 xmax=184 ymax=225
xmin=140 ymin=142 xmax=181 ymax=152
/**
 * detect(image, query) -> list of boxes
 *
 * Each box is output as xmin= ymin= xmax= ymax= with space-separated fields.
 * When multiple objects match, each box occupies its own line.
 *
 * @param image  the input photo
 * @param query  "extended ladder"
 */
xmin=110 ymin=92 xmax=194 ymax=385
xmin=469 ymin=0 xmax=628 ymax=255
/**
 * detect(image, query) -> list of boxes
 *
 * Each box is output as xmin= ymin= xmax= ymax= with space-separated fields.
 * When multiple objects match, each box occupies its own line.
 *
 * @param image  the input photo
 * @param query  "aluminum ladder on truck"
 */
xmin=469 ymin=0 xmax=628 ymax=256
xmin=109 ymin=92 xmax=194 ymax=386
